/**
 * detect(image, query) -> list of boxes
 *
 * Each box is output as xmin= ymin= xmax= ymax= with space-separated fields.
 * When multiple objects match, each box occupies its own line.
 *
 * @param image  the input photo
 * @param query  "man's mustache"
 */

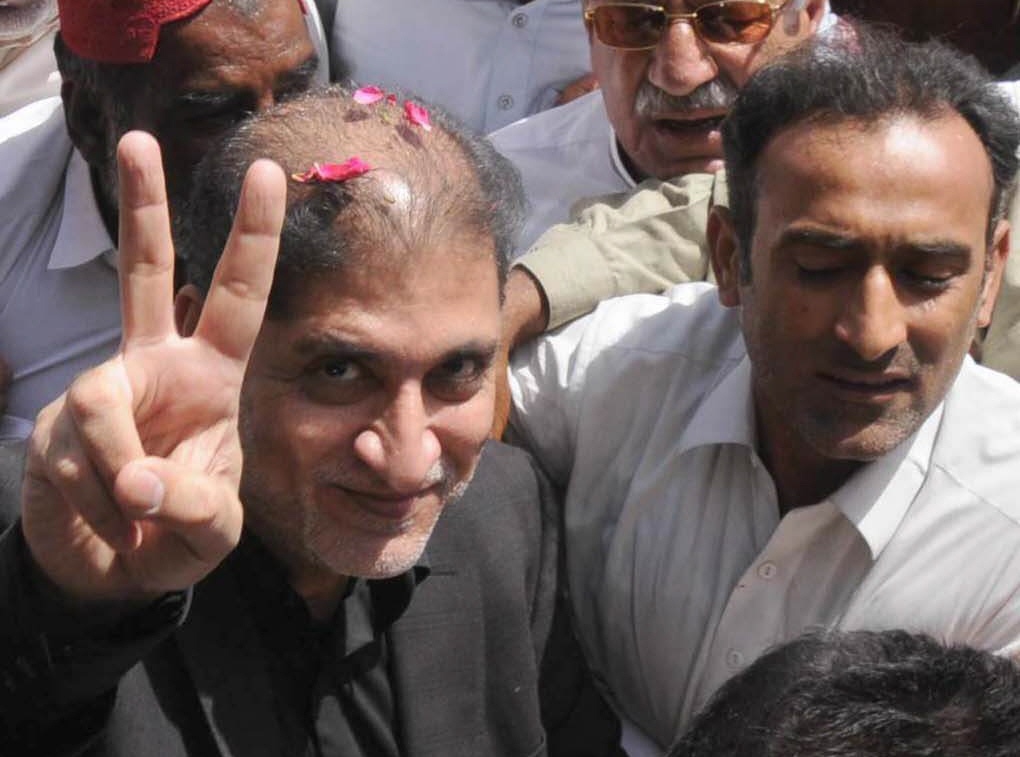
xmin=634 ymin=77 xmax=739 ymax=117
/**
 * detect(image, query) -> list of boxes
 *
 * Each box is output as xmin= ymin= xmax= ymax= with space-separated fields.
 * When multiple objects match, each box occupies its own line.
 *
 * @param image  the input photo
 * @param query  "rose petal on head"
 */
xmin=354 ymin=86 xmax=386 ymax=105
xmin=404 ymin=101 xmax=432 ymax=131
xmin=316 ymin=158 xmax=374 ymax=181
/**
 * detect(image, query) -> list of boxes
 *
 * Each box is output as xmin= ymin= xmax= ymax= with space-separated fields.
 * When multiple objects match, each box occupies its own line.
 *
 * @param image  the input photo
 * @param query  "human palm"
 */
xmin=21 ymin=132 xmax=285 ymax=606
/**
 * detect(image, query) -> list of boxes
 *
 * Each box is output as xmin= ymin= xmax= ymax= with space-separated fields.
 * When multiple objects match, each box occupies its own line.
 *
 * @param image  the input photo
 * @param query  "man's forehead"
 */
xmin=148 ymin=0 xmax=314 ymax=89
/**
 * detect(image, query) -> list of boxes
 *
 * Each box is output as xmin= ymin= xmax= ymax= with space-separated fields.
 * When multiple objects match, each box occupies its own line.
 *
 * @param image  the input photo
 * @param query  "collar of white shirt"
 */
xmin=676 ymin=354 xmax=944 ymax=562
xmin=49 ymin=148 xmax=115 ymax=271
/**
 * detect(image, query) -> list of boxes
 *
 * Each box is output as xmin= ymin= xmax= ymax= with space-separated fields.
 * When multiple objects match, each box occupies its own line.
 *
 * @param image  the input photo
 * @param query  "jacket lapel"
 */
xmin=175 ymin=564 xmax=284 ymax=757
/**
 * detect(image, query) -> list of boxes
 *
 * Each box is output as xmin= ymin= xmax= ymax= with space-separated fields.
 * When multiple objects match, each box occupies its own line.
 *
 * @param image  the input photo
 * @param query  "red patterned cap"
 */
xmin=57 ymin=0 xmax=215 ymax=64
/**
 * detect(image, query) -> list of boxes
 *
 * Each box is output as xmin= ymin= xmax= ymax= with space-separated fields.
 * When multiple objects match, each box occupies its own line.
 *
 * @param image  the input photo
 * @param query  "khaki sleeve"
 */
xmin=982 ymin=187 xmax=1020 ymax=380
xmin=516 ymin=173 xmax=727 ymax=330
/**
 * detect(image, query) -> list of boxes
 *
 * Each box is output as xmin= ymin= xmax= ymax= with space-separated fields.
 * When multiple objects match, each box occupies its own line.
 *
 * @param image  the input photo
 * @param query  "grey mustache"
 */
xmin=634 ymin=77 xmax=739 ymax=117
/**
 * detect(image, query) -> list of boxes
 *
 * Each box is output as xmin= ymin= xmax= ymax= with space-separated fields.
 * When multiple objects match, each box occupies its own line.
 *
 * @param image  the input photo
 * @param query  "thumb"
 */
xmin=115 ymin=457 xmax=244 ymax=566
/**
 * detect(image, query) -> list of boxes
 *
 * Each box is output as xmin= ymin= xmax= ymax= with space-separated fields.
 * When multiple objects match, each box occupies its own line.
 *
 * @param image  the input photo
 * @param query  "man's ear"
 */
xmin=784 ymin=0 xmax=827 ymax=38
xmin=708 ymin=206 xmax=743 ymax=308
xmin=174 ymin=284 xmax=205 ymax=337
xmin=978 ymin=219 xmax=1011 ymax=328
xmin=61 ymin=78 xmax=112 ymax=168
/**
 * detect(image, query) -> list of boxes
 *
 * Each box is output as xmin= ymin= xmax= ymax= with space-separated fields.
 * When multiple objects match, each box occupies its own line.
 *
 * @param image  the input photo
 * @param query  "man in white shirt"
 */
xmin=511 ymin=26 xmax=1020 ymax=751
xmin=490 ymin=0 xmax=832 ymax=252
xmin=0 ymin=0 xmax=327 ymax=439
xmin=0 ymin=0 xmax=59 ymax=117
xmin=327 ymin=0 xmax=592 ymax=135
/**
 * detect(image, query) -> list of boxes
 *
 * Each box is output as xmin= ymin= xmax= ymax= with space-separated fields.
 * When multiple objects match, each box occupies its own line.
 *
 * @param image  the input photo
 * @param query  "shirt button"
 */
xmin=757 ymin=561 xmax=777 ymax=580
xmin=498 ymin=94 xmax=515 ymax=110
xmin=512 ymin=12 xmax=528 ymax=28
xmin=726 ymin=649 xmax=745 ymax=669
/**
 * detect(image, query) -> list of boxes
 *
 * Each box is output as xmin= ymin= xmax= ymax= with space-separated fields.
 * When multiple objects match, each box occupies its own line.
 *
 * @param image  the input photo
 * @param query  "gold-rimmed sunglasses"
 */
xmin=583 ymin=0 xmax=792 ymax=49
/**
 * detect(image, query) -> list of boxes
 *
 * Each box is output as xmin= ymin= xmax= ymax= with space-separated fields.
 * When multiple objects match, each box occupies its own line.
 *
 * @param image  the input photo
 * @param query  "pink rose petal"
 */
xmin=404 ymin=101 xmax=432 ymax=131
xmin=292 ymin=158 xmax=373 ymax=184
xmin=353 ymin=86 xmax=386 ymax=105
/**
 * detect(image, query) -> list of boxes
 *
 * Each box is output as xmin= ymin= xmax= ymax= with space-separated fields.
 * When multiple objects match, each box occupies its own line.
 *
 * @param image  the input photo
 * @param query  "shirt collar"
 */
xmin=608 ymin=129 xmax=639 ymax=189
xmin=827 ymin=401 xmax=943 ymax=561
xmin=49 ymin=149 xmax=116 ymax=271
xmin=675 ymin=356 xmax=756 ymax=456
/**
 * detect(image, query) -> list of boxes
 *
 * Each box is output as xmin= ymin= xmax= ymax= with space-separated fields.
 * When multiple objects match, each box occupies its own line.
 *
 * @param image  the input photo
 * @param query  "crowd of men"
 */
xmin=0 ymin=1 xmax=1019 ymax=756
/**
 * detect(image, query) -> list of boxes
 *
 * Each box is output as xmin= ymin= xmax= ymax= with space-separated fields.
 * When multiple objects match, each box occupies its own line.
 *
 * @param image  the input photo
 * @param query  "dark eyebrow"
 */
xmin=292 ymin=335 xmax=500 ymax=365
xmin=293 ymin=334 xmax=375 ymax=359
xmin=896 ymin=240 xmax=972 ymax=260
xmin=437 ymin=341 xmax=501 ymax=365
xmin=276 ymin=55 xmax=320 ymax=95
xmin=777 ymin=227 xmax=863 ymax=252
xmin=778 ymin=228 xmax=972 ymax=262
xmin=173 ymin=89 xmax=248 ymax=113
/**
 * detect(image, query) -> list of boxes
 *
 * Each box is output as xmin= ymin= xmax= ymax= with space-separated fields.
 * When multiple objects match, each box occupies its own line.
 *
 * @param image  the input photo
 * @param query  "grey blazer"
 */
xmin=0 ymin=441 xmax=622 ymax=757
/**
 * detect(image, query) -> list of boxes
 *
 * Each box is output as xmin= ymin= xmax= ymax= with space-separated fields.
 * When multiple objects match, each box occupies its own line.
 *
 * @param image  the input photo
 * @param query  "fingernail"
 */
xmin=129 ymin=467 xmax=165 ymax=515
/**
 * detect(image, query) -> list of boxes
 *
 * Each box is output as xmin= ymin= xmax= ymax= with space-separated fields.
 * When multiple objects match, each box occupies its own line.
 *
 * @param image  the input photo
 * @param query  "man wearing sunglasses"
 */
xmin=491 ymin=0 xmax=830 ymax=254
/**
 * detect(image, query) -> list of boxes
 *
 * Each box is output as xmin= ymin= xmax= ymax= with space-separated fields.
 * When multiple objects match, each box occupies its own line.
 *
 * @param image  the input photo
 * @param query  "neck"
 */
xmin=246 ymin=522 xmax=351 ymax=622
xmin=288 ymin=570 xmax=352 ymax=622
xmin=754 ymin=404 xmax=864 ymax=516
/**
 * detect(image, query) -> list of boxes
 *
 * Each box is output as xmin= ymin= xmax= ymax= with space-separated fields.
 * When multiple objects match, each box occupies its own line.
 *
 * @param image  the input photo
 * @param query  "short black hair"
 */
xmin=176 ymin=84 xmax=525 ymax=318
xmin=669 ymin=629 xmax=1020 ymax=757
xmin=722 ymin=23 xmax=1020 ymax=280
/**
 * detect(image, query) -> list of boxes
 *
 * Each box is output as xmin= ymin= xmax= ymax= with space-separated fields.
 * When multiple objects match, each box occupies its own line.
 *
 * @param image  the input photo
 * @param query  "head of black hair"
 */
xmin=669 ymin=629 xmax=1020 ymax=757
xmin=722 ymin=22 xmax=1020 ymax=281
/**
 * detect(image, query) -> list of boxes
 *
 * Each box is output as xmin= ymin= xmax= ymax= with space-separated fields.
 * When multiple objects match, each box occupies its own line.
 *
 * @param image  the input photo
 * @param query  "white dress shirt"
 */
xmin=491 ymin=90 xmax=638 ymax=254
xmin=0 ymin=28 xmax=60 ymax=119
xmin=510 ymin=282 xmax=1020 ymax=749
xmin=0 ymin=97 xmax=120 ymax=439
xmin=329 ymin=0 xmax=590 ymax=134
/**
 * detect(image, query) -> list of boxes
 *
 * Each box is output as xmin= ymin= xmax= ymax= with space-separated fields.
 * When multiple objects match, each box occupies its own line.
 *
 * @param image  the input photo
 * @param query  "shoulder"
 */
xmin=0 ymin=98 xmax=72 ymax=258
xmin=932 ymin=360 xmax=1020 ymax=525
xmin=519 ymin=282 xmax=743 ymax=387
xmin=437 ymin=441 xmax=552 ymax=547
xmin=490 ymin=90 xmax=609 ymax=154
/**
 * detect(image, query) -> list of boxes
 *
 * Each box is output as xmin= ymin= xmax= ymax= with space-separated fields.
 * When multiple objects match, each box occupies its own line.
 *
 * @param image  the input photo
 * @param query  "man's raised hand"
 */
xmin=20 ymin=132 xmax=285 ymax=606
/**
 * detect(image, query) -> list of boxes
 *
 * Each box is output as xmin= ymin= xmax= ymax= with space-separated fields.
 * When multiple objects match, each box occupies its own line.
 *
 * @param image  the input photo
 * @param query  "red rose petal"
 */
xmin=353 ymin=86 xmax=386 ymax=105
xmin=292 ymin=158 xmax=373 ymax=184
xmin=404 ymin=101 xmax=432 ymax=131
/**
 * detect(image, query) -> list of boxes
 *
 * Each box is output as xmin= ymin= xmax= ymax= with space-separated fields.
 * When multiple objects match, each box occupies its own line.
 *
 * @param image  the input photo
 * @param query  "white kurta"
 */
xmin=0 ymin=98 xmax=119 ymax=439
xmin=330 ymin=0 xmax=590 ymax=134
xmin=511 ymin=282 xmax=1020 ymax=749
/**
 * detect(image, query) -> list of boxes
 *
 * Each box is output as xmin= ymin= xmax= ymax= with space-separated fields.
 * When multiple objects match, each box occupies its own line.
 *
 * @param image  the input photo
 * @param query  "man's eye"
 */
xmin=427 ymin=356 xmax=489 ymax=401
xmin=795 ymin=263 xmax=843 ymax=281
xmin=440 ymin=356 xmax=483 ymax=380
xmin=320 ymin=360 xmax=363 ymax=381
xmin=899 ymin=269 xmax=954 ymax=292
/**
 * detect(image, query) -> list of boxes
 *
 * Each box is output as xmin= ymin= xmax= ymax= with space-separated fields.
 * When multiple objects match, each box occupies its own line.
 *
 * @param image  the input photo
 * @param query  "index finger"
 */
xmin=193 ymin=159 xmax=286 ymax=363
xmin=117 ymin=131 xmax=176 ymax=347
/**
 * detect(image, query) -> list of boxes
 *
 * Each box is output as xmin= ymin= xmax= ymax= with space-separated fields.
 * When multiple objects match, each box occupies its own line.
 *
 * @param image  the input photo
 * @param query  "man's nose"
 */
xmin=647 ymin=18 xmax=719 ymax=96
xmin=834 ymin=267 xmax=909 ymax=362
xmin=353 ymin=384 xmax=442 ymax=494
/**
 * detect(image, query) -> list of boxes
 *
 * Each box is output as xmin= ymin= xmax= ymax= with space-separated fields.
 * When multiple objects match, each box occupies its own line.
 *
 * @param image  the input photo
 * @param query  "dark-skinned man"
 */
xmin=510 ymin=26 xmax=1020 ymax=752
xmin=0 ymin=0 xmax=327 ymax=440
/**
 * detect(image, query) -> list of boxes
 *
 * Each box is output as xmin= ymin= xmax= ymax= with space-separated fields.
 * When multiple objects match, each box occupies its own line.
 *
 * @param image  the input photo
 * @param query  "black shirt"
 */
xmin=232 ymin=535 xmax=429 ymax=757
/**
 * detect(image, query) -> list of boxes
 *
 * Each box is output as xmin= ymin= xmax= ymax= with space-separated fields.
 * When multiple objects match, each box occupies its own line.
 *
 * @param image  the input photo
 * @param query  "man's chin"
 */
xmin=802 ymin=416 xmax=921 ymax=463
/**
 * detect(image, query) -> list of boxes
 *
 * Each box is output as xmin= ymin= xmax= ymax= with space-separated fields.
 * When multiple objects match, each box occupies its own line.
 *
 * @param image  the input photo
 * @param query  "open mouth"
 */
xmin=653 ymin=114 xmax=726 ymax=135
